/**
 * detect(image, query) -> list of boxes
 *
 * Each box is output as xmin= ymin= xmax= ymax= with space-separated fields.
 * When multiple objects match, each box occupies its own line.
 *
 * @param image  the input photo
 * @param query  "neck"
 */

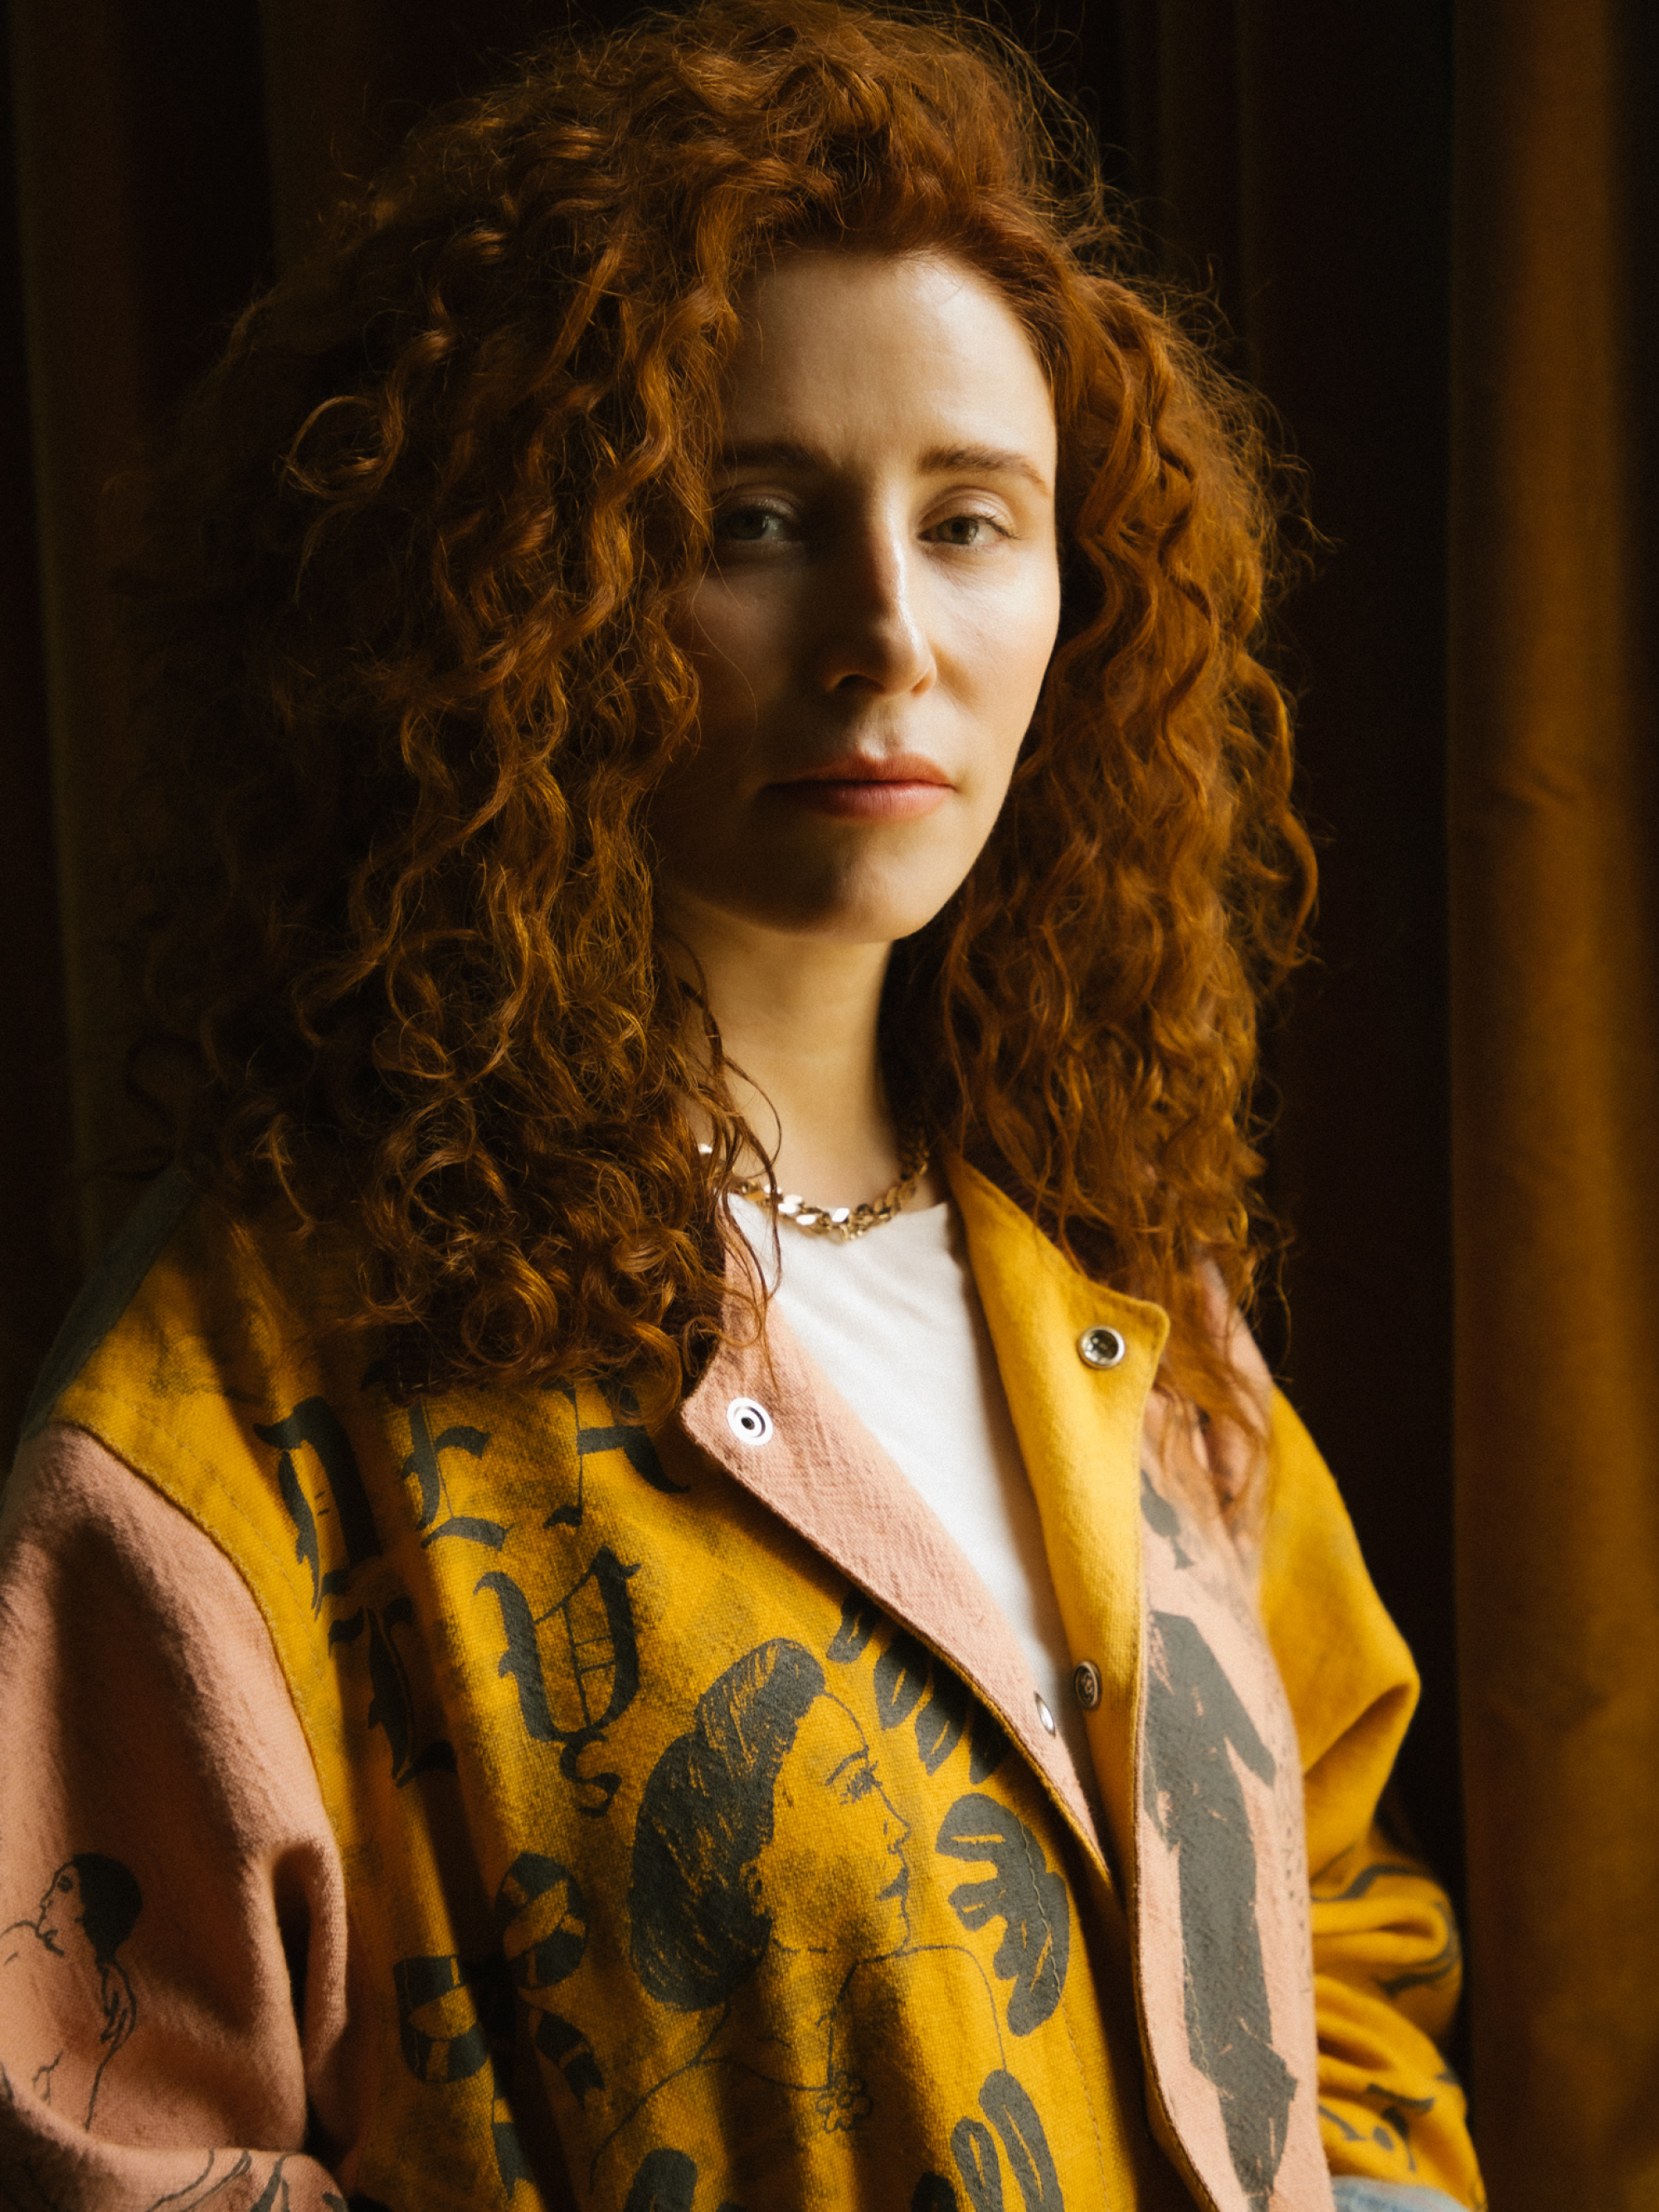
xmin=662 ymin=894 xmax=932 ymax=1208
xmin=718 ymin=1941 xmax=846 ymax=2083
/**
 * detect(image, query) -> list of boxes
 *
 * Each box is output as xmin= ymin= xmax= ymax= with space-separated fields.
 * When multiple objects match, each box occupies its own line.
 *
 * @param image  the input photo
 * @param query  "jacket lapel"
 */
xmin=674 ymin=1283 xmax=1106 ymax=1864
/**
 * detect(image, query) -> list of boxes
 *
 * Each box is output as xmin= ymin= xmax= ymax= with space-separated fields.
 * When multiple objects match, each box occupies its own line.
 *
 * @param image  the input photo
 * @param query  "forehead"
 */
xmin=783 ymin=1692 xmax=868 ymax=1782
xmin=720 ymin=250 xmax=1056 ymax=468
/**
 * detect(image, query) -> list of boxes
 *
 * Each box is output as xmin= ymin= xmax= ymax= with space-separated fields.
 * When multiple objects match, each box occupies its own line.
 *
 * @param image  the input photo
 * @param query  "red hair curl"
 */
xmin=120 ymin=0 xmax=1315 ymax=1435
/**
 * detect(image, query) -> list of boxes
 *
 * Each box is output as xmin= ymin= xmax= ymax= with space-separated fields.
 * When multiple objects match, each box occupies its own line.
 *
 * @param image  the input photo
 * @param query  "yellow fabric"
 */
xmin=1450 ymin=3 xmax=1659 ymax=2202
xmin=44 ymin=1179 xmax=1479 ymax=2208
xmin=1259 ymin=1397 xmax=1480 ymax=2205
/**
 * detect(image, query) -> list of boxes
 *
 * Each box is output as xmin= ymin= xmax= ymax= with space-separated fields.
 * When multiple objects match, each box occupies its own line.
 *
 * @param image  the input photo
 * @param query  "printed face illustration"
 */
xmin=748 ymin=1694 xmax=911 ymax=1962
xmin=651 ymin=248 xmax=1062 ymax=950
xmin=630 ymin=1638 xmax=911 ymax=2015
xmin=36 ymin=1864 xmax=85 ymax=1955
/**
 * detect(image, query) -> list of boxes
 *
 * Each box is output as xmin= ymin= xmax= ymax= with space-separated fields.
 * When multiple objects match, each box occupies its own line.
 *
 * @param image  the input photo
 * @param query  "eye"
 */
xmin=839 ymin=1758 xmax=879 ymax=1804
xmin=713 ymin=499 xmax=795 ymax=545
xmin=927 ymin=510 xmax=1008 ymax=548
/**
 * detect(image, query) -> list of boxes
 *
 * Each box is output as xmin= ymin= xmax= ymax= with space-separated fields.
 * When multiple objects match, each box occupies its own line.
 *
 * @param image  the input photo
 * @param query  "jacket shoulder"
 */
xmin=23 ymin=1170 xmax=370 ymax=1487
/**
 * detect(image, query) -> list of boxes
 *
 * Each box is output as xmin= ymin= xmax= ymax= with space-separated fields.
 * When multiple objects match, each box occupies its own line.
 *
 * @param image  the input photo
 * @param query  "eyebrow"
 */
xmin=716 ymin=436 xmax=1052 ymax=498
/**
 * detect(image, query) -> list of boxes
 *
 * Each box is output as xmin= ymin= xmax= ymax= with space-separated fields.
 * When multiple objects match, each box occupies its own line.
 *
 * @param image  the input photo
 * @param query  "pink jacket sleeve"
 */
xmin=0 ymin=1423 xmax=371 ymax=2211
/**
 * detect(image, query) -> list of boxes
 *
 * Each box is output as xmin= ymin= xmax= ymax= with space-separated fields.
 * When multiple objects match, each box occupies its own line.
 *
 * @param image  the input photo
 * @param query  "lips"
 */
xmin=784 ymin=751 xmax=951 ymax=786
xmin=768 ymin=751 xmax=952 ymax=822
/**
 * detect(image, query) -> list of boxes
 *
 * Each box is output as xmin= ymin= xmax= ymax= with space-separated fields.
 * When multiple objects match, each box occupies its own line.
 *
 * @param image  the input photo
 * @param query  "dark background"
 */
xmin=1 ymin=0 xmax=1463 ymax=1952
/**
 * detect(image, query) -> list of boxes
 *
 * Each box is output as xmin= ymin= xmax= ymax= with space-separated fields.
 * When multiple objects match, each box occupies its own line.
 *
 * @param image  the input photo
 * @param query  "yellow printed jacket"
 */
xmin=0 ymin=1159 xmax=1483 ymax=2212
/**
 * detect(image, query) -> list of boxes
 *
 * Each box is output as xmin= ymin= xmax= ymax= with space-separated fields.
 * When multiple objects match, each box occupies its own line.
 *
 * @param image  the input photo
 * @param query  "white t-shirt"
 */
xmin=731 ymin=1194 xmax=1100 ymax=1801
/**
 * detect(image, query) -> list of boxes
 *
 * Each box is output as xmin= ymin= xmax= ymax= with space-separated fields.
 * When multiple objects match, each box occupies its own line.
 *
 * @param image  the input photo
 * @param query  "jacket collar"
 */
xmin=673 ymin=1156 xmax=1170 ymax=1879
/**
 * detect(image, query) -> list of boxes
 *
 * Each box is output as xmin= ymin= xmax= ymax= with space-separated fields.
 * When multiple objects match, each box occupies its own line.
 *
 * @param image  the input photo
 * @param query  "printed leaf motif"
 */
xmin=936 ymin=1796 xmax=1070 ymax=2035
xmin=980 ymin=2069 xmax=1063 ymax=2211
xmin=624 ymin=2148 xmax=698 ymax=2212
xmin=827 ymin=1586 xmax=884 ymax=1664
xmin=873 ymin=1630 xmax=932 ymax=1728
xmin=968 ymin=1708 xmax=1010 ymax=1783
xmin=951 ymin=2117 xmax=1003 ymax=2210
xmin=825 ymin=1592 xmax=1004 ymax=1783
xmin=913 ymin=1667 xmax=971 ymax=1774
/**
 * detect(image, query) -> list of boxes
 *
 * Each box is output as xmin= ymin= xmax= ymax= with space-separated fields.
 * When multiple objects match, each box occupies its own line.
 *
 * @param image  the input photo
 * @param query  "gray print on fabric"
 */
xmin=1143 ymin=1609 xmax=1295 ymax=2211
xmin=544 ymin=1381 xmax=689 ymax=1531
xmin=600 ymin=1640 xmax=1066 ymax=2210
xmin=826 ymin=1587 xmax=1011 ymax=1782
xmin=1 ymin=1855 xmax=141 ymax=2129
xmin=1139 ymin=1467 xmax=1194 ymax=1569
xmin=255 ymin=1395 xmax=384 ymax=1612
xmin=474 ymin=1544 xmax=644 ymax=1816
xmin=394 ymin=1852 xmax=606 ymax=2197
xmin=935 ymin=1796 xmax=1069 ymax=2035
xmin=328 ymin=1590 xmax=458 ymax=1786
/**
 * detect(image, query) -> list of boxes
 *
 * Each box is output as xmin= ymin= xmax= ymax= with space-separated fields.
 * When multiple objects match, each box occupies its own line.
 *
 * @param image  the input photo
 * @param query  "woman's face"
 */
xmin=749 ymin=1694 xmax=910 ymax=1962
xmin=651 ymin=250 xmax=1061 ymax=949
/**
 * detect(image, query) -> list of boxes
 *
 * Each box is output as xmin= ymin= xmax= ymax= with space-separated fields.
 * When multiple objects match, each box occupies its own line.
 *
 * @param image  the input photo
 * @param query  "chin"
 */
xmin=757 ymin=903 xmax=944 ymax=946
xmin=741 ymin=858 xmax=966 ymax=945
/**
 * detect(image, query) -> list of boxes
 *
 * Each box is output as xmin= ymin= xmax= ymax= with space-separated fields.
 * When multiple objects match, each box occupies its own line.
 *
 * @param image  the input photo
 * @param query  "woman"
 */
xmin=0 ymin=3 xmax=1482 ymax=2209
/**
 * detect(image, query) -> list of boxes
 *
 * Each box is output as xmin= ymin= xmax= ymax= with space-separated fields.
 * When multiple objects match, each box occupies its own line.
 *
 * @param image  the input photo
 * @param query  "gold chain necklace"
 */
xmin=714 ymin=1127 xmax=932 ymax=1242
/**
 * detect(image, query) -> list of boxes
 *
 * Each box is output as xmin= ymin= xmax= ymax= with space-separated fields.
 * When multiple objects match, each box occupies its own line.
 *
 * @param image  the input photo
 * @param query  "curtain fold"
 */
xmin=8 ymin=0 xmax=168 ymax=1271
xmin=1450 ymin=1 xmax=1659 ymax=2200
xmin=0 ymin=12 xmax=74 ymax=1448
xmin=5 ymin=0 xmax=271 ymax=1300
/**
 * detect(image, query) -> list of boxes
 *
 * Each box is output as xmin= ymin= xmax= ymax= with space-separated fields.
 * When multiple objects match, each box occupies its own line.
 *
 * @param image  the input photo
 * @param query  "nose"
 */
xmin=815 ymin=511 xmax=936 ymax=699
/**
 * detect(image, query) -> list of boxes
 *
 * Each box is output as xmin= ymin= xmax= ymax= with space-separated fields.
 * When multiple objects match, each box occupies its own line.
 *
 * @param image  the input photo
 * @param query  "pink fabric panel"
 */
xmin=1135 ymin=1414 xmax=1333 ymax=2212
xmin=0 ymin=1423 xmax=369 ymax=2209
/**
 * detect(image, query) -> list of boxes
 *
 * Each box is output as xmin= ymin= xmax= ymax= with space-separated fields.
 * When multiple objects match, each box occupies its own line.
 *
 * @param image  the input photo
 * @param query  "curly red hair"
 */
xmin=120 ymin=0 xmax=1314 ymax=1432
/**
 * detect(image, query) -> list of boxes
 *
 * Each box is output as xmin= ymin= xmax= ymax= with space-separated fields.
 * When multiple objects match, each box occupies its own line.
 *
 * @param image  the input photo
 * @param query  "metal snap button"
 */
xmin=1078 ymin=1325 xmax=1126 ymax=1370
xmin=1034 ymin=1692 xmax=1058 ymax=1735
xmin=1073 ymin=1660 xmax=1102 ymax=1711
xmin=726 ymin=1397 xmax=774 ymax=1446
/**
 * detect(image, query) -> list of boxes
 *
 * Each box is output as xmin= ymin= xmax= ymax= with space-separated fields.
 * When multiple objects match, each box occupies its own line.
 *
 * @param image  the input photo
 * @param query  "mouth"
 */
xmin=767 ymin=751 xmax=952 ymax=823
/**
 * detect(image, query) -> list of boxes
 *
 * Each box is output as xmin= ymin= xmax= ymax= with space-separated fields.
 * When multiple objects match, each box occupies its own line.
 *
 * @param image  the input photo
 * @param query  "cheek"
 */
xmin=766 ymin=1791 xmax=829 ymax=1877
xmin=956 ymin=571 xmax=1061 ymax=749
xmin=987 ymin=566 xmax=1062 ymax=684
xmin=681 ymin=578 xmax=788 ymax=712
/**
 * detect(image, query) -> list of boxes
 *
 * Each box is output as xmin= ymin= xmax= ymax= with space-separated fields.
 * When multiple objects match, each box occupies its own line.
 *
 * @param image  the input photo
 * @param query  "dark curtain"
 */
xmin=1450 ymin=2 xmax=1659 ymax=2200
xmin=7 ymin=1 xmax=1654 ymax=2191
